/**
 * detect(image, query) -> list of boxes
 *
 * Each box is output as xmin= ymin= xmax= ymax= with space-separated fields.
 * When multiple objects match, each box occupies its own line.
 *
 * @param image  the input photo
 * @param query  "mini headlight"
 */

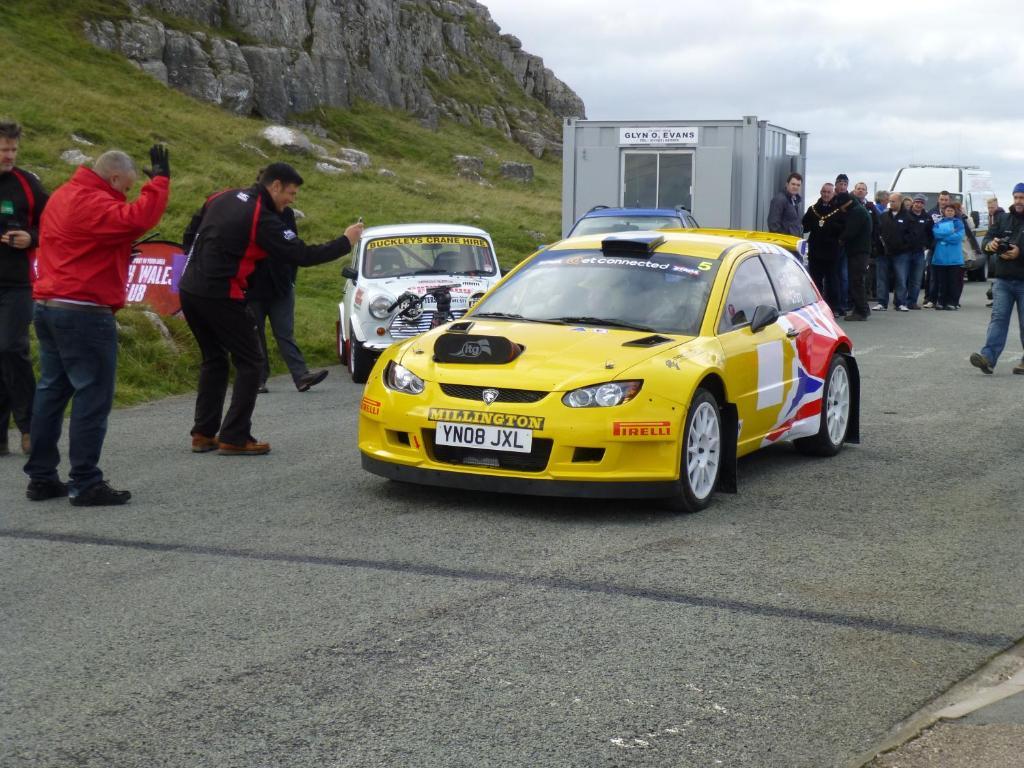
xmin=562 ymin=380 xmax=642 ymax=408
xmin=385 ymin=362 xmax=425 ymax=394
xmin=369 ymin=295 xmax=394 ymax=319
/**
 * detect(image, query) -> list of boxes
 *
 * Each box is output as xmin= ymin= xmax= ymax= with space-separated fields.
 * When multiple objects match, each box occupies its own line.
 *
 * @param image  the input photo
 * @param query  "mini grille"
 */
xmin=439 ymin=384 xmax=548 ymax=403
xmin=389 ymin=310 xmax=467 ymax=340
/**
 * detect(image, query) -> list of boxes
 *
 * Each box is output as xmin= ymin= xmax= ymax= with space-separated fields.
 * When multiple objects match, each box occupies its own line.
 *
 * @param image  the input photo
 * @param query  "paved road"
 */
xmin=2 ymin=282 xmax=1023 ymax=767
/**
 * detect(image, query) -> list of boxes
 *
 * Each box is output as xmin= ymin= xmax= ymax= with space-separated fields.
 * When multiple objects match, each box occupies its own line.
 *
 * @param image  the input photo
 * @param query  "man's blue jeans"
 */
xmin=24 ymin=304 xmax=117 ymax=494
xmin=980 ymin=278 xmax=1024 ymax=367
xmin=892 ymin=250 xmax=926 ymax=307
xmin=875 ymin=253 xmax=893 ymax=308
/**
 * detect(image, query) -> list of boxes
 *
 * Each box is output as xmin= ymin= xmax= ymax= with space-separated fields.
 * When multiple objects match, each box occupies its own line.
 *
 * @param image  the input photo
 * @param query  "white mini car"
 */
xmin=338 ymin=223 xmax=502 ymax=382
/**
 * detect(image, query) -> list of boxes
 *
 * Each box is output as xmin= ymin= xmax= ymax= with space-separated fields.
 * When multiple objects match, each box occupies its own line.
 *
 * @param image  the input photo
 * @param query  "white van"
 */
xmin=889 ymin=165 xmax=996 ymax=232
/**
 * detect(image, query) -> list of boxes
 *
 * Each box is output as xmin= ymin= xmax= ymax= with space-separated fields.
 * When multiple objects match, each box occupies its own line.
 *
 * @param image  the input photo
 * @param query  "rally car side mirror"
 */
xmin=750 ymin=304 xmax=780 ymax=334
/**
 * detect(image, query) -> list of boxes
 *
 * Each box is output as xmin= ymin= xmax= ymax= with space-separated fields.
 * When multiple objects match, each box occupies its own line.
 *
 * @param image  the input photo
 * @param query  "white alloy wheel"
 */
xmin=825 ymin=362 xmax=850 ymax=447
xmin=685 ymin=399 xmax=721 ymax=501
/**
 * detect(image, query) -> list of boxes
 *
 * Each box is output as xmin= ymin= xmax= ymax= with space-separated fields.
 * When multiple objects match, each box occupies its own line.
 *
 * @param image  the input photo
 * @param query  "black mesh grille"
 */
xmin=439 ymin=384 xmax=548 ymax=403
xmin=389 ymin=310 xmax=467 ymax=340
xmin=425 ymin=432 xmax=553 ymax=472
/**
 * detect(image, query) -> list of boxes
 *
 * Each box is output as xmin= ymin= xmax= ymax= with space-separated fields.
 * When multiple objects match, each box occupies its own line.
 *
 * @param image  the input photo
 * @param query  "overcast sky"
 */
xmin=484 ymin=0 xmax=1024 ymax=206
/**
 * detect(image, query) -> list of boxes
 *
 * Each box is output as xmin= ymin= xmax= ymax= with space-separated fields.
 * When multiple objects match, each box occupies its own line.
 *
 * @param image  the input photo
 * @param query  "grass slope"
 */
xmin=0 ymin=0 xmax=562 ymax=406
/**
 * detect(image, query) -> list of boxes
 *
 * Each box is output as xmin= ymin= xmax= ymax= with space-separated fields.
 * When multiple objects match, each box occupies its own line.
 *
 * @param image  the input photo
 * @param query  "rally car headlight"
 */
xmin=562 ymin=380 xmax=642 ymax=408
xmin=369 ymin=295 xmax=394 ymax=319
xmin=384 ymin=362 xmax=425 ymax=395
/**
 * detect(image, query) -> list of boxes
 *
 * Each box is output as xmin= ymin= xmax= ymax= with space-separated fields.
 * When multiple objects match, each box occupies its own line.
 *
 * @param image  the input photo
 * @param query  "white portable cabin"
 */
xmin=561 ymin=116 xmax=808 ymax=237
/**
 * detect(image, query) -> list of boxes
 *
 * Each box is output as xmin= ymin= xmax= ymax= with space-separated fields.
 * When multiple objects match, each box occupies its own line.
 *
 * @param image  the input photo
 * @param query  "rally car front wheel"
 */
xmin=666 ymin=387 xmax=722 ymax=513
xmin=348 ymin=338 xmax=374 ymax=384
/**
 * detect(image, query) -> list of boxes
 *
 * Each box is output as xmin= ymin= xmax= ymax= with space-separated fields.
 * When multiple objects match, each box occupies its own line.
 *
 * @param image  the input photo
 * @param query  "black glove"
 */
xmin=144 ymin=144 xmax=170 ymax=179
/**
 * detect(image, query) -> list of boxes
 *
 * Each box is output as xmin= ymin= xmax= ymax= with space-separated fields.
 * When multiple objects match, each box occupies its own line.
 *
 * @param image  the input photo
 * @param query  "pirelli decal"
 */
xmin=428 ymin=408 xmax=544 ymax=430
xmin=612 ymin=420 xmax=672 ymax=438
xmin=361 ymin=397 xmax=381 ymax=416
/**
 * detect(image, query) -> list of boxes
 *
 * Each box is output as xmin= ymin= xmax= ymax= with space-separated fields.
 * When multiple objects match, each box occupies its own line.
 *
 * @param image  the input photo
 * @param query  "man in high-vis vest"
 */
xmin=0 ymin=120 xmax=48 ymax=458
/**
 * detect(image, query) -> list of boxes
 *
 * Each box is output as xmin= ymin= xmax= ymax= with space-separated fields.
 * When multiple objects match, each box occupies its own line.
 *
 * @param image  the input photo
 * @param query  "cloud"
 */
xmin=482 ymin=0 xmax=1024 ymax=198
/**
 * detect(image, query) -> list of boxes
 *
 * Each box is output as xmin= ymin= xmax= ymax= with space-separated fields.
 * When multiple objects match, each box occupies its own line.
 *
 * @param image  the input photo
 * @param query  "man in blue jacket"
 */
xmin=767 ymin=172 xmax=803 ymax=236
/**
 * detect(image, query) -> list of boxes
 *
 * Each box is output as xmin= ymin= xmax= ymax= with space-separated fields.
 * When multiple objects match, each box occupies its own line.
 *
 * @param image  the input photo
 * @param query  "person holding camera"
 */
xmin=0 ymin=121 xmax=48 ymax=457
xmin=25 ymin=147 xmax=170 ymax=505
xmin=970 ymin=183 xmax=1024 ymax=375
xmin=179 ymin=162 xmax=363 ymax=456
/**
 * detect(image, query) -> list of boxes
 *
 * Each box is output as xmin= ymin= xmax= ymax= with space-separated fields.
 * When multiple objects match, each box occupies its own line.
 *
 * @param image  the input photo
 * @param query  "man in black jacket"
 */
xmin=0 ymin=121 xmax=48 ymax=456
xmin=245 ymin=167 xmax=328 ymax=394
xmin=180 ymin=162 xmax=363 ymax=454
xmin=838 ymin=191 xmax=872 ymax=320
xmin=970 ymin=184 xmax=1024 ymax=375
xmin=767 ymin=172 xmax=803 ymax=236
xmin=802 ymin=182 xmax=844 ymax=313
xmin=877 ymin=194 xmax=910 ymax=310
xmin=902 ymin=194 xmax=934 ymax=309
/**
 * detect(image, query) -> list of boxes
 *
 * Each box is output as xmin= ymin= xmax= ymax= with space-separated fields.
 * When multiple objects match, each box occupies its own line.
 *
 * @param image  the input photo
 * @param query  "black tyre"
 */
xmin=337 ymin=319 xmax=349 ymax=365
xmin=348 ymin=338 xmax=374 ymax=384
xmin=794 ymin=354 xmax=851 ymax=457
xmin=664 ymin=388 xmax=722 ymax=513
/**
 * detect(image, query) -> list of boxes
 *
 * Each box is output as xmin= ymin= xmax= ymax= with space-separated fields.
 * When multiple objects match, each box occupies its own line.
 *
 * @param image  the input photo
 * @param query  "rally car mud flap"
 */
xmin=719 ymin=403 xmax=739 ymax=494
xmin=842 ymin=351 xmax=861 ymax=445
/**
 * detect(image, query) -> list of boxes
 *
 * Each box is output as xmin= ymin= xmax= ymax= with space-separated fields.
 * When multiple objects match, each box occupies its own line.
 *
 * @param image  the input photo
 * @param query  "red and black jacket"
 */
xmin=0 ymin=166 xmax=49 ymax=288
xmin=179 ymin=184 xmax=350 ymax=300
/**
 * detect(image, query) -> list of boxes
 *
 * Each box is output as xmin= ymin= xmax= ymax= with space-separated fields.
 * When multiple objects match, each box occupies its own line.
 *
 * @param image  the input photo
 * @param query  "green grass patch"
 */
xmin=0 ymin=0 xmax=563 ymax=406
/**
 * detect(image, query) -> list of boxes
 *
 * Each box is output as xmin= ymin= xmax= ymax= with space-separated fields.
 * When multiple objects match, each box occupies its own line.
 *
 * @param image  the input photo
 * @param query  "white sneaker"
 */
xmin=896 ymin=305 xmax=910 ymax=312
xmin=922 ymin=301 xmax=935 ymax=308
xmin=870 ymin=303 xmax=886 ymax=311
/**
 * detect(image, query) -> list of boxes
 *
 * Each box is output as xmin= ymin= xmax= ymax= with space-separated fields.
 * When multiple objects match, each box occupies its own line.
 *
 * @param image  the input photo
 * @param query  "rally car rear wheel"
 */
xmin=794 ymin=354 xmax=850 ymax=457
xmin=667 ymin=388 xmax=722 ymax=513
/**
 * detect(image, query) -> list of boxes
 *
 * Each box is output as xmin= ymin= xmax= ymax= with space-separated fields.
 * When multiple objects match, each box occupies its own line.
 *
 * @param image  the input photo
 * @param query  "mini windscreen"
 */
xmin=434 ymin=333 xmax=523 ymax=364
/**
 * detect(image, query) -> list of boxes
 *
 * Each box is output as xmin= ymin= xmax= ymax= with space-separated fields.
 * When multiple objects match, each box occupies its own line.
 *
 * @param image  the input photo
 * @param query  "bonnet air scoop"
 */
xmin=622 ymin=334 xmax=674 ymax=347
xmin=434 ymin=333 xmax=523 ymax=364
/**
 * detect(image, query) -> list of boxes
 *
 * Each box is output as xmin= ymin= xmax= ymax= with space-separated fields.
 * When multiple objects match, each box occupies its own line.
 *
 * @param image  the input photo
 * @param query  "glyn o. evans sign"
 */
xmin=619 ymin=127 xmax=699 ymax=146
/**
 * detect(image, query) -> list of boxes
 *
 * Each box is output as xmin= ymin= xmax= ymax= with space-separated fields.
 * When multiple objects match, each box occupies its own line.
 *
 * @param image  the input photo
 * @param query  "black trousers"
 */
xmin=847 ymin=250 xmax=871 ymax=317
xmin=808 ymin=258 xmax=842 ymax=315
xmin=0 ymin=286 xmax=36 ymax=435
xmin=180 ymin=291 xmax=265 ymax=445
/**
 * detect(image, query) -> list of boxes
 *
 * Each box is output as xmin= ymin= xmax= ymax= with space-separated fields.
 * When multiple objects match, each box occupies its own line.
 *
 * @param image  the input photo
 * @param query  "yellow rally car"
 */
xmin=358 ymin=230 xmax=860 ymax=512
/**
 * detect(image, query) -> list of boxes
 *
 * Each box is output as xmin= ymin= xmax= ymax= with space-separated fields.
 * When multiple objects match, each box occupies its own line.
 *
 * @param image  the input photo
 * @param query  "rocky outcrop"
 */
xmin=83 ymin=0 xmax=585 ymax=158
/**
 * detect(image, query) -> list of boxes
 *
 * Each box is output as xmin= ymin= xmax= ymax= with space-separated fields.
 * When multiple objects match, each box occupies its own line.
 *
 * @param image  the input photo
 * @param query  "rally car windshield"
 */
xmin=569 ymin=216 xmax=681 ymax=237
xmin=471 ymin=249 xmax=719 ymax=336
xmin=362 ymin=235 xmax=497 ymax=279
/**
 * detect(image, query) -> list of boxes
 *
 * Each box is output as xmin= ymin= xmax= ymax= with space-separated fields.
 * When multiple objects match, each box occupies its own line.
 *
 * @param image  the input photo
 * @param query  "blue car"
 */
xmin=567 ymin=205 xmax=700 ymax=238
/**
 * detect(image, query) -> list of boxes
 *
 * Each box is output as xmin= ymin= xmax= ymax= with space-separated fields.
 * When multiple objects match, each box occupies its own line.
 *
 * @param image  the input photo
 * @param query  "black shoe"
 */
xmin=296 ymin=369 xmax=328 ymax=392
xmin=69 ymin=481 xmax=131 ymax=506
xmin=26 ymin=479 xmax=69 ymax=501
xmin=970 ymin=352 xmax=994 ymax=375
xmin=0 ymin=440 xmax=8 ymax=457
xmin=843 ymin=313 xmax=869 ymax=321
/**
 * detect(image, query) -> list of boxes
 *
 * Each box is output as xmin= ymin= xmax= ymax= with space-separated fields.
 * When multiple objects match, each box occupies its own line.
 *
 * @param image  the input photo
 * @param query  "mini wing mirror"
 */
xmin=749 ymin=304 xmax=780 ymax=333
xmin=971 ymin=210 xmax=981 ymax=228
xmin=341 ymin=265 xmax=358 ymax=281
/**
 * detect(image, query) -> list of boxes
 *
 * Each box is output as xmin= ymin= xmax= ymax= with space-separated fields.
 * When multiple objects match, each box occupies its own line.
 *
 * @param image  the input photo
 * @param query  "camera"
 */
xmin=995 ymin=233 xmax=1016 ymax=254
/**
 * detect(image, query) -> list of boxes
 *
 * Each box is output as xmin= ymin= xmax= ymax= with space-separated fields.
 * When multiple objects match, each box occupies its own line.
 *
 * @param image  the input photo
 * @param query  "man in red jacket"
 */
xmin=24 ymin=146 xmax=170 ymax=506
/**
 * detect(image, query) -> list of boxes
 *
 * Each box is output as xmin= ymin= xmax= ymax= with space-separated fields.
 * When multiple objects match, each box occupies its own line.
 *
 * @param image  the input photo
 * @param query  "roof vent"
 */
xmin=601 ymin=233 xmax=665 ymax=255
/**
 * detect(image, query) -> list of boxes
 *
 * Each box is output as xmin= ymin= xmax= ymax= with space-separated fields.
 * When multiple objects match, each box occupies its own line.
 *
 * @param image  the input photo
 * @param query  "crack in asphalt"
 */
xmin=1 ymin=527 xmax=1017 ymax=649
